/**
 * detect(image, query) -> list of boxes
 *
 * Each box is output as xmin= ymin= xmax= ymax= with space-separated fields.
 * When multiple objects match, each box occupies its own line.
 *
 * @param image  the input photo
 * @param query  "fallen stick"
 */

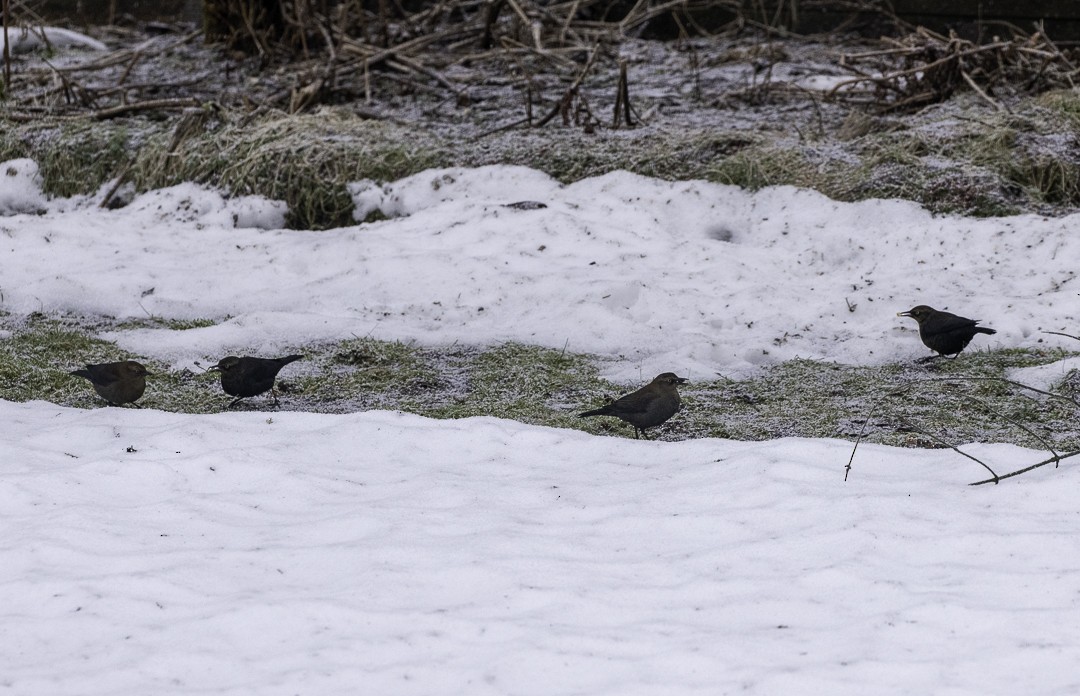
xmin=92 ymin=97 xmax=200 ymax=119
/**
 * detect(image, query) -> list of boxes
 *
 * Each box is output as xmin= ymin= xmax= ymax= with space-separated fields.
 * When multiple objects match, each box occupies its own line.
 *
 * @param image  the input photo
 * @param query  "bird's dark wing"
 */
xmin=923 ymin=313 xmax=980 ymax=337
xmin=608 ymin=388 xmax=657 ymax=417
xmin=580 ymin=387 xmax=654 ymax=418
xmin=85 ymin=364 xmax=122 ymax=385
xmin=268 ymin=355 xmax=303 ymax=375
xmin=248 ymin=360 xmax=288 ymax=381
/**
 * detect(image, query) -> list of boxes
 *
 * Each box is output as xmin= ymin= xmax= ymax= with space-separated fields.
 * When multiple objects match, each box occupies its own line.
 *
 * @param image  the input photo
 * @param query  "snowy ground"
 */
xmin=2 ymin=159 xmax=1077 ymax=380
xmin=2 ymin=159 xmax=1080 ymax=693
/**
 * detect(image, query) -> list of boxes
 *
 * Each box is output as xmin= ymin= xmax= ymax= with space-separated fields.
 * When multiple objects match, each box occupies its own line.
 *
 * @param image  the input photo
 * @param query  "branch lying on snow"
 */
xmin=844 ymin=381 xmax=999 ymax=485
xmin=844 ymin=385 xmax=896 ymax=482
xmin=897 ymin=416 xmax=1000 ymax=483
xmin=969 ymin=450 xmax=1080 ymax=486
xmin=845 ymin=374 xmax=1080 ymax=486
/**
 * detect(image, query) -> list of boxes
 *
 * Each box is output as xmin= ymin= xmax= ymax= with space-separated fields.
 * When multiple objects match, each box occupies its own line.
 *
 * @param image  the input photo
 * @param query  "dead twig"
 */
xmin=473 ymin=115 xmax=532 ymax=138
xmin=898 ymin=417 xmax=999 ymax=483
xmin=831 ymin=28 xmax=1080 ymax=112
xmin=846 ymin=373 xmax=1080 ymax=485
xmin=2 ymin=0 xmax=10 ymax=95
xmin=535 ymin=40 xmax=601 ymax=128
xmin=843 ymin=385 xmax=898 ymax=482
xmin=959 ymin=68 xmax=1003 ymax=111
xmin=970 ymin=449 xmax=1080 ymax=486
xmin=612 ymin=59 xmax=633 ymax=128
xmin=92 ymin=97 xmax=201 ymax=119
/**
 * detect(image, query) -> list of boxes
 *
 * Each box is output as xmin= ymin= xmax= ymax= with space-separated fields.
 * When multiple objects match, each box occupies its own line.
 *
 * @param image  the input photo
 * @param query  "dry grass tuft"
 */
xmin=128 ymin=109 xmax=450 ymax=229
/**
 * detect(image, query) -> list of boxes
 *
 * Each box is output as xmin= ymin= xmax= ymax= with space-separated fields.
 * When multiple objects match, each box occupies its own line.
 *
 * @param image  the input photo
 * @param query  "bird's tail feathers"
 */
xmin=579 ymin=406 xmax=611 ymax=418
xmin=975 ymin=327 xmax=997 ymax=335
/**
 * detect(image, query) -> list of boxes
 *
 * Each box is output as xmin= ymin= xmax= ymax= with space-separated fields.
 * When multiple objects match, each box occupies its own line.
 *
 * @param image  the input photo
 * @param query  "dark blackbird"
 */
xmin=70 ymin=360 xmax=150 ymax=406
xmin=208 ymin=354 xmax=303 ymax=408
xmin=898 ymin=305 xmax=997 ymax=361
xmin=579 ymin=372 xmax=687 ymax=439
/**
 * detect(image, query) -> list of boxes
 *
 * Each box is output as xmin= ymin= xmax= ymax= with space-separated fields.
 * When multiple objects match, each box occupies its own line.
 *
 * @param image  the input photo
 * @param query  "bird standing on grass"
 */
xmin=579 ymin=372 xmax=687 ymax=439
xmin=70 ymin=360 xmax=150 ymax=407
xmin=208 ymin=354 xmax=303 ymax=408
xmin=897 ymin=305 xmax=996 ymax=361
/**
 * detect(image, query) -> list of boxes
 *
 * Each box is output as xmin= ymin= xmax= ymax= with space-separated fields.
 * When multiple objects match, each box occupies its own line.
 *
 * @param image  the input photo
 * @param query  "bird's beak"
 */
xmin=675 ymin=377 xmax=688 ymax=384
xmin=897 ymin=311 xmax=911 ymax=317
xmin=207 ymin=365 xmax=220 ymax=373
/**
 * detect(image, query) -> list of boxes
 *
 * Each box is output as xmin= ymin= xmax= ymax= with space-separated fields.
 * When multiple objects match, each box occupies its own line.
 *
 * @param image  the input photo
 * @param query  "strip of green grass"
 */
xmin=2 ymin=315 xmax=1076 ymax=449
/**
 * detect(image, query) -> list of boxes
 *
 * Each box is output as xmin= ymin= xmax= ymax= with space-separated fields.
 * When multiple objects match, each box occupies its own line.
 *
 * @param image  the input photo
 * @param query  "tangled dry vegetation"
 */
xmin=3 ymin=1 xmax=1080 ymax=120
xmin=3 ymin=4 xmax=1080 ymax=221
xmin=1 ymin=1 xmax=1080 ymax=228
xmin=831 ymin=25 xmax=1080 ymax=112
xmin=198 ymin=0 xmax=1080 ymax=120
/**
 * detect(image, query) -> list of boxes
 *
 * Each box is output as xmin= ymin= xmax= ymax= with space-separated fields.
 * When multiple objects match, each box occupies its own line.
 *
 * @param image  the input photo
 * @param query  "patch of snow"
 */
xmin=1 ymin=401 xmax=1076 ymax=695
xmin=2 ymin=26 xmax=107 ymax=53
xmin=0 ymin=158 xmax=47 ymax=214
xmin=1008 ymin=356 xmax=1080 ymax=393
xmin=1 ymin=163 xmax=1077 ymax=379
xmin=3 ymin=160 xmax=1080 ymax=694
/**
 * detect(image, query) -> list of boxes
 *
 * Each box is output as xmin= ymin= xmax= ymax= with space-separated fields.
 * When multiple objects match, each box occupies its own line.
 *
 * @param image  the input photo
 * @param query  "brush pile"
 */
xmin=4 ymin=2 xmax=1080 ymax=125
xmin=2 ymin=0 xmax=722 ymax=121
xmin=829 ymin=26 xmax=1080 ymax=112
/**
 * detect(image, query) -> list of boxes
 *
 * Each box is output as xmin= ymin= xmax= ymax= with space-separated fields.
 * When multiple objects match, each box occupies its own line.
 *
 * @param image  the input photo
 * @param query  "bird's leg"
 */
xmin=632 ymin=428 xmax=640 ymax=440
xmin=916 ymin=354 xmax=944 ymax=364
xmin=270 ymin=386 xmax=281 ymax=407
xmin=228 ymin=396 xmax=244 ymax=409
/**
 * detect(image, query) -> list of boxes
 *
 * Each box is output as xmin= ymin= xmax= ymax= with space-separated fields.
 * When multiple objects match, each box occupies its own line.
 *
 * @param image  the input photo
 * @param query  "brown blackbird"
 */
xmin=579 ymin=372 xmax=687 ymax=439
xmin=898 ymin=305 xmax=996 ymax=361
xmin=70 ymin=360 xmax=150 ymax=407
xmin=209 ymin=354 xmax=303 ymax=408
